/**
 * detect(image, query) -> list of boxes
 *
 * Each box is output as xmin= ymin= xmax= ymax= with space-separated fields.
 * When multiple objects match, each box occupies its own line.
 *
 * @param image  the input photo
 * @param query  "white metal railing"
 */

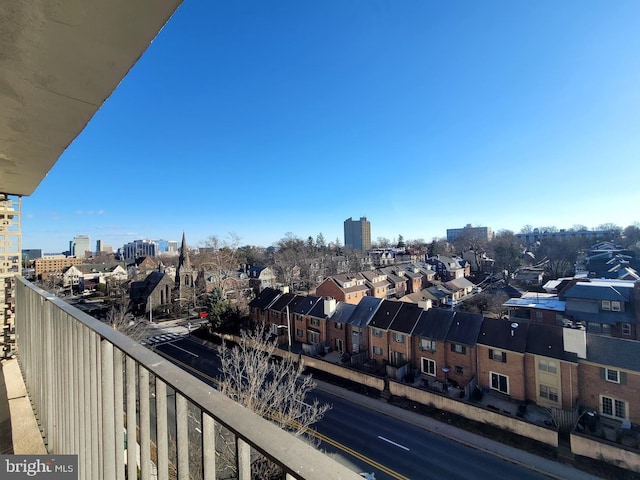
xmin=15 ymin=277 xmax=360 ymax=480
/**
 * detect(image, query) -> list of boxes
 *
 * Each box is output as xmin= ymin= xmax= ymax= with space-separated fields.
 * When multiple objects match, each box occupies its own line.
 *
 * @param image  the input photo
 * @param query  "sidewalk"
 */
xmin=315 ymin=379 xmax=604 ymax=480
xmin=0 ymin=358 xmax=46 ymax=454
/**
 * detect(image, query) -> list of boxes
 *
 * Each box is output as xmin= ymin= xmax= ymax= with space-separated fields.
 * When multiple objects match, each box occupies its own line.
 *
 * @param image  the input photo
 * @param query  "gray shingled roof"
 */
xmin=526 ymin=324 xmax=577 ymax=362
xmin=477 ymin=317 xmax=528 ymax=353
xmin=369 ymin=300 xmax=403 ymax=330
xmin=292 ymin=295 xmax=322 ymax=315
xmin=389 ymin=302 xmax=423 ymax=334
xmin=330 ymin=302 xmax=357 ymax=324
xmin=586 ymin=334 xmax=640 ymax=371
xmin=347 ymin=296 xmax=382 ymax=328
xmin=564 ymin=282 xmax=633 ymax=302
xmin=412 ymin=308 xmax=455 ymax=340
xmin=270 ymin=293 xmax=296 ymax=311
xmin=248 ymin=287 xmax=281 ymax=310
xmin=445 ymin=311 xmax=484 ymax=346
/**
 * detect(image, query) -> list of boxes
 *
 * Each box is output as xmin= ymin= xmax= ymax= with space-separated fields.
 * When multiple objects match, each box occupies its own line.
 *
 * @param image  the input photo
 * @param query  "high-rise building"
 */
xmin=70 ymin=235 xmax=91 ymax=258
xmin=122 ymin=239 xmax=158 ymax=260
xmin=344 ymin=216 xmax=371 ymax=251
xmin=96 ymin=240 xmax=113 ymax=254
xmin=446 ymin=224 xmax=493 ymax=243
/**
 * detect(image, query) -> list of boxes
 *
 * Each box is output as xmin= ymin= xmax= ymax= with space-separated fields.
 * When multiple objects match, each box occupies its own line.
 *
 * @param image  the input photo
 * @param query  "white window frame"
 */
xmin=421 ymin=357 xmax=436 ymax=376
xmin=372 ymin=328 xmax=383 ymax=338
xmin=605 ymin=368 xmax=620 ymax=384
xmin=420 ymin=339 xmax=436 ymax=352
xmin=490 ymin=371 xmax=509 ymax=394
xmin=611 ymin=301 xmax=621 ymax=312
xmin=622 ymin=323 xmax=631 ymax=336
xmin=393 ymin=332 xmax=405 ymax=344
xmin=308 ymin=330 xmax=320 ymax=344
xmin=601 ymin=300 xmax=611 ymax=311
xmin=372 ymin=346 xmax=383 ymax=356
xmin=600 ymin=395 xmax=627 ymax=420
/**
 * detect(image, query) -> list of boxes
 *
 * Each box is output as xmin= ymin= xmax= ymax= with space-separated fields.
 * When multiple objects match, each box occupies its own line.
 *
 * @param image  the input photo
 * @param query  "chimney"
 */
xmin=563 ymin=324 xmax=587 ymax=359
xmin=324 ymin=297 xmax=337 ymax=316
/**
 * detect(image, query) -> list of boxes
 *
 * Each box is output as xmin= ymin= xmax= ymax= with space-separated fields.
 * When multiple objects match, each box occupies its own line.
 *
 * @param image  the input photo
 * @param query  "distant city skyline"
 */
xmin=21 ymin=1 xmax=640 ymax=252
xmin=28 ymin=218 xmax=632 ymax=255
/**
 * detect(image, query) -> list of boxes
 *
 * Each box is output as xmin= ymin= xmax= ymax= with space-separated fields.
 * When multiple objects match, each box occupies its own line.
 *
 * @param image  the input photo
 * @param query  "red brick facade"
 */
xmin=579 ymin=362 xmax=640 ymax=423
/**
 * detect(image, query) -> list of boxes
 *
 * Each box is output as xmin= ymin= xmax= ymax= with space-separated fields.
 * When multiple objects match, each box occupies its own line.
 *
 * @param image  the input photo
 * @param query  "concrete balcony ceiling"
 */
xmin=0 ymin=0 xmax=182 ymax=196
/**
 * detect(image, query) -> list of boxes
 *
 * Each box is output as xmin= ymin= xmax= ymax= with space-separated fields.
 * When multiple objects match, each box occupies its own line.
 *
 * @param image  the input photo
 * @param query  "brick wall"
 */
xmin=477 ymin=345 xmax=526 ymax=401
xmin=444 ymin=342 xmax=477 ymax=387
xmin=579 ymin=362 xmax=640 ymax=424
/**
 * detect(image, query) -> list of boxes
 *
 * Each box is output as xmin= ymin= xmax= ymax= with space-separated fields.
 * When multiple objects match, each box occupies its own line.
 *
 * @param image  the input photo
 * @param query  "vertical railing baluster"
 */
xmin=45 ymin=297 xmax=54 ymax=451
xmin=114 ymin=348 xmax=125 ymax=480
xmin=77 ymin=322 xmax=87 ymax=479
xmin=237 ymin=437 xmax=251 ymax=480
xmin=139 ymin=366 xmax=151 ymax=480
xmin=89 ymin=331 xmax=100 ymax=480
xmin=64 ymin=313 xmax=72 ymax=453
xmin=126 ymin=357 xmax=137 ymax=480
xmin=101 ymin=339 xmax=116 ymax=479
xmin=176 ymin=393 xmax=189 ymax=480
xmin=55 ymin=306 xmax=62 ymax=452
xmin=202 ymin=412 xmax=217 ymax=479
xmin=156 ymin=378 xmax=169 ymax=480
xmin=73 ymin=319 xmax=80 ymax=458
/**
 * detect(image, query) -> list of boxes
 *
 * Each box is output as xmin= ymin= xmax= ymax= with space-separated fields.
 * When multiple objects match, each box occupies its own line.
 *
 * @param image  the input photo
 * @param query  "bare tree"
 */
xmin=272 ymin=233 xmax=306 ymax=290
xmin=106 ymin=302 xmax=149 ymax=342
xmin=489 ymin=230 xmax=523 ymax=284
xmin=217 ymin=326 xmax=330 ymax=479
xmin=198 ymin=233 xmax=242 ymax=296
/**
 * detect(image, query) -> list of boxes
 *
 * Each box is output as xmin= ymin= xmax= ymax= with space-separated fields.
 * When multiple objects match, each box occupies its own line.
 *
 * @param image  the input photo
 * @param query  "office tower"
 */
xmin=122 ymin=239 xmax=158 ymax=260
xmin=70 ymin=235 xmax=91 ymax=258
xmin=344 ymin=216 xmax=371 ymax=251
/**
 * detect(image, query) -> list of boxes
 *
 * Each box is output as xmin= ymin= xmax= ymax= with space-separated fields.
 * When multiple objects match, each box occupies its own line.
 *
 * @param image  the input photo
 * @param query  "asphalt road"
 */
xmin=155 ymin=336 xmax=553 ymax=480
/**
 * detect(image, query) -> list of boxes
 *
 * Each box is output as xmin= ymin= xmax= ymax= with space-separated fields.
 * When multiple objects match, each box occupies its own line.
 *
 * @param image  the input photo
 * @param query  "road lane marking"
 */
xmin=154 ymin=349 xmax=408 ymax=480
xmin=166 ymin=343 xmax=199 ymax=357
xmin=378 ymin=435 xmax=410 ymax=451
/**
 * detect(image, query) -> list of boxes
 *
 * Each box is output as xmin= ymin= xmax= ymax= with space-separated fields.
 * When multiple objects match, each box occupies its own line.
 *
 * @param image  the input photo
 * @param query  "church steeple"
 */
xmin=177 ymin=231 xmax=191 ymax=271
xmin=175 ymin=231 xmax=194 ymax=294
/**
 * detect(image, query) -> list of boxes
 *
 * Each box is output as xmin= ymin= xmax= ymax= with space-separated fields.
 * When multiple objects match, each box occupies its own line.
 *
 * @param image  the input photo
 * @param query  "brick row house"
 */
xmin=578 ymin=335 xmax=640 ymax=425
xmin=249 ymin=285 xmax=640 ymax=424
xmin=426 ymin=255 xmax=469 ymax=281
xmin=314 ymin=273 xmax=368 ymax=305
xmin=315 ymin=264 xmax=439 ymax=305
xmin=504 ymin=278 xmax=639 ymax=340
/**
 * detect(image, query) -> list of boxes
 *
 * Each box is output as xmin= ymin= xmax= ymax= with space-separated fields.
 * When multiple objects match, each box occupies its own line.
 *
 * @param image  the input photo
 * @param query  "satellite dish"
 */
xmin=511 ymin=322 xmax=519 ymax=329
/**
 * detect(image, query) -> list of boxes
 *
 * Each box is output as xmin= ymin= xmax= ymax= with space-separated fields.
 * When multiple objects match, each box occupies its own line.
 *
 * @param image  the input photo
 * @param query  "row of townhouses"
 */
xmin=314 ymin=258 xmax=473 ymax=306
xmin=250 ymin=281 xmax=640 ymax=425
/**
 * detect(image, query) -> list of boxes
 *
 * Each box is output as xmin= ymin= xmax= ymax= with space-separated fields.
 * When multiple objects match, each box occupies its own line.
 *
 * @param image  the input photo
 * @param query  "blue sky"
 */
xmin=23 ymin=0 xmax=640 ymax=252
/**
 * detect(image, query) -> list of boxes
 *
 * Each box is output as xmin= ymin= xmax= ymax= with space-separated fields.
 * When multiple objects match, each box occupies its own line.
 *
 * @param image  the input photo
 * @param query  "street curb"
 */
xmin=314 ymin=379 xmax=603 ymax=480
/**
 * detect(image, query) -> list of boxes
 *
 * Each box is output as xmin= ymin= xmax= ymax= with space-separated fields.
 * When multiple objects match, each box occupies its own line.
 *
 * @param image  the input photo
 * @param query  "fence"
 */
xmin=15 ymin=277 xmax=360 ymax=480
